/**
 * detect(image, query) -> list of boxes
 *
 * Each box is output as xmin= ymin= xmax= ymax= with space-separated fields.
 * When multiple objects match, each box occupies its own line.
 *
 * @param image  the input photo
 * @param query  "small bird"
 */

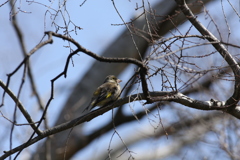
xmin=84 ymin=75 xmax=122 ymax=112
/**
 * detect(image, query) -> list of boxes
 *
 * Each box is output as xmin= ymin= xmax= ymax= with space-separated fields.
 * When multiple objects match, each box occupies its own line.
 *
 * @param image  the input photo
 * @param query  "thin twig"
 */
xmin=175 ymin=0 xmax=240 ymax=107
xmin=0 ymin=80 xmax=42 ymax=135
xmin=2 ymin=90 xmax=240 ymax=159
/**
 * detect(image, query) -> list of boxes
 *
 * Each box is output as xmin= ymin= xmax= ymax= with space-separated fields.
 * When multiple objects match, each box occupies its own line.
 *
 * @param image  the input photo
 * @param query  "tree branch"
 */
xmin=45 ymin=31 xmax=148 ymax=70
xmin=0 ymin=80 xmax=42 ymax=135
xmin=45 ymin=31 xmax=151 ymax=103
xmin=2 ymin=90 xmax=239 ymax=159
xmin=175 ymin=0 xmax=240 ymax=107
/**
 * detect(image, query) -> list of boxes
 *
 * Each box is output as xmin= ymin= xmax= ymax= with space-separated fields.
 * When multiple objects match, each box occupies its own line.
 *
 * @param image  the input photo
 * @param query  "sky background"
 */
xmin=0 ymin=0 xmax=239 ymax=159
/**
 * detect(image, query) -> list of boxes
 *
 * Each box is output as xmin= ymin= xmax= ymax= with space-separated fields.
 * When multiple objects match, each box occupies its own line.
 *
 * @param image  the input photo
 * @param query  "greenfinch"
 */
xmin=84 ymin=75 xmax=121 ymax=112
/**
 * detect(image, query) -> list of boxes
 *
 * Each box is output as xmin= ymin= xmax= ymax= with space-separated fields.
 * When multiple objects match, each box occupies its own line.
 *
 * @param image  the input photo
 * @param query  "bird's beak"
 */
xmin=117 ymin=79 xmax=122 ymax=83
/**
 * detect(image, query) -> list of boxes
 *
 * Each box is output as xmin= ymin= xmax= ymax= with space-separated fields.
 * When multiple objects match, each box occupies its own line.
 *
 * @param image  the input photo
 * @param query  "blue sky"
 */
xmin=0 ymin=0 xmax=240 ymax=159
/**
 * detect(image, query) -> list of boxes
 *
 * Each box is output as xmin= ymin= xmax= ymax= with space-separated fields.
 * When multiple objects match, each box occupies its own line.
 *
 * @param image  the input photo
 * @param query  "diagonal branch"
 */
xmin=0 ymin=80 xmax=42 ymax=135
xmin=45 ymin=31 xmax=151 ymax=102
xmin=45 ymin=31 xmax=147 ymax=70
xmin=10 ymin=0 xmax=46 ymax=115
xmin=1 ymin=90 xmax=239 ymax=159
xmin=175 ymin=0 xmax=240 ymax=107
xmin=1 ymin=33 xmax=53 ymax=105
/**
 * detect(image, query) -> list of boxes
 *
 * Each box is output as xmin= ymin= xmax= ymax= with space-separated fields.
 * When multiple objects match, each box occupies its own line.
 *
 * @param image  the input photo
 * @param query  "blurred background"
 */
xmin=1 ymin=0 xmax=240 ymax=159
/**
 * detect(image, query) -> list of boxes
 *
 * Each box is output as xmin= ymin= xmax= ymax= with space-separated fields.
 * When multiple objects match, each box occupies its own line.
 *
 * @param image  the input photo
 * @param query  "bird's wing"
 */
xmin=94 ymin=83 xmax=113 ymax=104
xmin=83 ymin=85 xmax=109 ymax=112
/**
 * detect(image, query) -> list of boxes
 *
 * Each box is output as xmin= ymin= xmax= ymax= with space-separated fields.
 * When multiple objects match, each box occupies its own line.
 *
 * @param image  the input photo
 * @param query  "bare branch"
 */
xmin=0 ymin=110 xmax=40 ymax=126
xmin=45 ymin=31 xmax=151 ymax=101
xmin=2 ymin=0 xmax=239 ymax=159
xmin=11 ymin=3 xmax=46 ymax=113
xmin=2 ymin=89 xmax=240 ymax=159
xmin=45 ymin=31 xmax=147 ymax=70
xmin=0 ymin=80 xmax=42 ymax=135
xmin=175 ymin=0 xmax=240 ymax=107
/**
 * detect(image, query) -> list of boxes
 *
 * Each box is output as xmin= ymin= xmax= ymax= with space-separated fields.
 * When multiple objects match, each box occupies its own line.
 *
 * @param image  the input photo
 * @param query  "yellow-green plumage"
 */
xmin=84 ymin=75 xmax=121 ymax=112
xmin=106 ymin=92 xmax=112 ymax=98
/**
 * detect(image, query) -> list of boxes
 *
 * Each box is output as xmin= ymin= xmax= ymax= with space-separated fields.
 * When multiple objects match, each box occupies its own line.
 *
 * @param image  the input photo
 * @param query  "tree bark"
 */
xmin=31 ymin=0 xmax=213 ymax=159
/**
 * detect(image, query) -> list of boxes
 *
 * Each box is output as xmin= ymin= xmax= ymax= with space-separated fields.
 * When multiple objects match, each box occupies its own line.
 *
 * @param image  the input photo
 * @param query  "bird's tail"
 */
xmin=82 ymin=103 xmax=93 ymax=113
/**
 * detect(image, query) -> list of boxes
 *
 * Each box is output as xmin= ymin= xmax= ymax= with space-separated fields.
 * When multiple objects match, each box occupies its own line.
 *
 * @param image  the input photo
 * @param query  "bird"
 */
xmin=84 ymin=75 xmax=122 ymax=112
